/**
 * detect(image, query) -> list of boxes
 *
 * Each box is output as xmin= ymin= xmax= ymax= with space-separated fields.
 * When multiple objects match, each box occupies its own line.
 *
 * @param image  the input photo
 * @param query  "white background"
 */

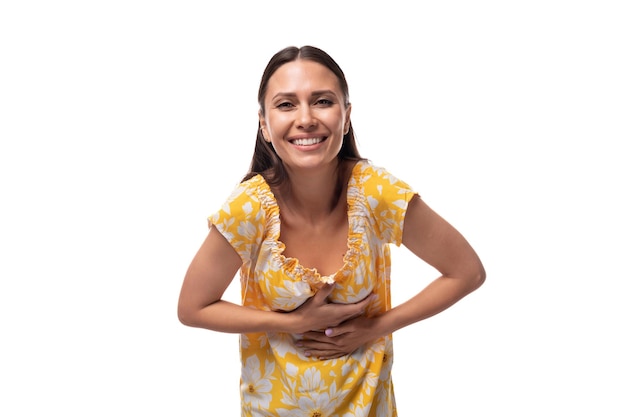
xmin=1 ymin=1 xmax=624 ymax=415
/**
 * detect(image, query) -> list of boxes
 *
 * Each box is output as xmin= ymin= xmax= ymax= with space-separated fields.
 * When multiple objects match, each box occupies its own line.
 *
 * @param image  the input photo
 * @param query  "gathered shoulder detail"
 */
xmin=339 ymin=160 xmax=370 ymax=282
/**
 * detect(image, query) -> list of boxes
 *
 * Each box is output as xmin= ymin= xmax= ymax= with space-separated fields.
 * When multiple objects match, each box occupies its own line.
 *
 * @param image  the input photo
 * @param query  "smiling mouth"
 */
xmin=290 ymin=137 xmax=326 ymax=146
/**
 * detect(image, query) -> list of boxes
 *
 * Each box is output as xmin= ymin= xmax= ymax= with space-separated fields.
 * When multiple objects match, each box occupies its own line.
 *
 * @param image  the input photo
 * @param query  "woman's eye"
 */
xmin=277 ymin=102 xmax=294 ymax=109
xmin=316 ymin=99 xmax=333 ymax=106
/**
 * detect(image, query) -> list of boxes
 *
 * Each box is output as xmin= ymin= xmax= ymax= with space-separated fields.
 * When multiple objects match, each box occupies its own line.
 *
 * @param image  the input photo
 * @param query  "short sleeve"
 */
xmin=208 ymin=180 xmax=265 ymax=263
xmin=362 ymin=165 xmax=417 ymax=245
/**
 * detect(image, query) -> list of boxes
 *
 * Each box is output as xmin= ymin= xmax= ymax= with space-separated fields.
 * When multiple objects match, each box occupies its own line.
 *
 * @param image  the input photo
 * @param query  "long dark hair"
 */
xmin=243 ymin=45 xmax=363 ymax=185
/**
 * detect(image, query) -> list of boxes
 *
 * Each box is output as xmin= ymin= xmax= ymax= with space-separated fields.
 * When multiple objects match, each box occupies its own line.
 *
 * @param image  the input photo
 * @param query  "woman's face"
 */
xmin=259 ymin=59 xmax=351 ymax=173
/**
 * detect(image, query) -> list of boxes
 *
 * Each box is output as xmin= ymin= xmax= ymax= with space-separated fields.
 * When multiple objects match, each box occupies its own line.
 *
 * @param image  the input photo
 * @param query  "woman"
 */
xmin=178 ymin=45 xmax=485 ymax=416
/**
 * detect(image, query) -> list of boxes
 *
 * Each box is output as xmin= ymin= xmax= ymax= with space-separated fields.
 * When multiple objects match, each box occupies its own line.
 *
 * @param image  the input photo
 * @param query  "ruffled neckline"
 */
xmin=253 ymin=160 xmax=369 ymax=287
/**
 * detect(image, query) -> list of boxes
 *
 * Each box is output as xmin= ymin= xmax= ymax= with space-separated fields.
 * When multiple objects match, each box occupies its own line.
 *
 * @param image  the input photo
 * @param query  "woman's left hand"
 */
xmin=296 ymin=315 xmax=376 ymax=360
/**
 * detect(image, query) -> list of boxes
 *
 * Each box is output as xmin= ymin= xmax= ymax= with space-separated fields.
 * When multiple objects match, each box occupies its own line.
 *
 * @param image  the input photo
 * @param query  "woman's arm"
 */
xmin=177 ymin=226 xmax=371 ymax=334
xmin=298 ymin=195 xmax=485 ymax=358
xmin=373 ymin=195 xmax=486 ymax=332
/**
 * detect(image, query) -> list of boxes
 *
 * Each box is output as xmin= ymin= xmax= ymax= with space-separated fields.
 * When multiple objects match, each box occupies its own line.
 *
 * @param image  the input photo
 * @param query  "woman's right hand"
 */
xmin=288 ymin=284 xmax=373 ymax=334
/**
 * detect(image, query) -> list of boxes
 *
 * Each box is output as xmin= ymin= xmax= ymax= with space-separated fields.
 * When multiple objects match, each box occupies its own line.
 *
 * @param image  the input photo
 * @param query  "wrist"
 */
xmin=273 ymin=309 xmax=301 ymax=334
xmin=369 ymin=312 xmax=393 ymax=340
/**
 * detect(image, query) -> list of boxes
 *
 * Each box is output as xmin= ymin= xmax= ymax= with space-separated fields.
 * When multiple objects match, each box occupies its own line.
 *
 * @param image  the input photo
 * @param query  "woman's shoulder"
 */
xmin=352 ymin=160 xmax=414 ymax=191
xmin=212 ymin=174 xmax=275 ymax=220
xmin=348 ymin=160 xmax=416 ymax=243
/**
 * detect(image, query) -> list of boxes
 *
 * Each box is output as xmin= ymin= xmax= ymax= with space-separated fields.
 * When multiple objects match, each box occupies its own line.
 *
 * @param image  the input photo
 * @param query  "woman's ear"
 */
xmin=259 ymin=111 xmax=270 ymax=142
xmin=343 ymin=104 xmax=352 ymax=135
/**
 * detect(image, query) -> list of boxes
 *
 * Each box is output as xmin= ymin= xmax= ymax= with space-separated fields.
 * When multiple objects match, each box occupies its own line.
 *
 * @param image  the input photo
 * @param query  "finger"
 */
xmin=340 ymin=294 xmax=374 ymax=321
xmin=313 ymin=283 xmax=335 ymax=303
xmin=305 ymin=347 xmax=354 ymax=360
xmin=301 ymin=331 xmax=328 ymax=342
xmin=300 ymin=332 xmax=338 ymax=346
xmin=313 ymin=352 xmax=344 ymax=360
xmin=325 ymin=323 xmax=356 ymax=337
xmin=298 ymin=339 xmax=336 ymax=351
xmin=324 ymin=327 xmax=344 ymax=337
xmin=302 ymin=346 xmax=344 ymax=359
xmin=319 ymin=353 xmax=345 ymax=360
xmin=355 ymin=293 xmax=375 ymax=309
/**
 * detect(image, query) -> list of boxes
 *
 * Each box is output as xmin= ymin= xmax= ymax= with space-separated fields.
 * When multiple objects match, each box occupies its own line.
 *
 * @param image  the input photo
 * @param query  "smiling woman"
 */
xmin=177 ymin=45 xmax=485 ymax=416
xmin=259 ymin=59 xmax=351 ymax=175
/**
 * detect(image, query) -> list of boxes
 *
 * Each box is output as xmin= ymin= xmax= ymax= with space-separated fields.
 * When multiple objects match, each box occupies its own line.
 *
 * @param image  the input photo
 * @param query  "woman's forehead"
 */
xmin=267 ymin=60 xmax=342 ymax=97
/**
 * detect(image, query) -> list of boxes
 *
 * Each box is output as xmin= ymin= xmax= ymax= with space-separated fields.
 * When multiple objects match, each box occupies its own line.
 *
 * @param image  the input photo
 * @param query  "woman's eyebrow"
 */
xmin=271 ymin=90 xmax=339 ymax=100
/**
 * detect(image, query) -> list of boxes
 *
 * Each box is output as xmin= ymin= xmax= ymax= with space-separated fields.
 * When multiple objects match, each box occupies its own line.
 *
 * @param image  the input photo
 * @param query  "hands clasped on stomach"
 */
xmin=288 ymin=283 xmax=376 ymax=360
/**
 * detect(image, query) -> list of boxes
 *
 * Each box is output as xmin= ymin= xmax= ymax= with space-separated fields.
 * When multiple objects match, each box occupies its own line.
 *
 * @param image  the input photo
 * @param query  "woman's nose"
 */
xmin=296 ymin=105 xmax=316 ymax=129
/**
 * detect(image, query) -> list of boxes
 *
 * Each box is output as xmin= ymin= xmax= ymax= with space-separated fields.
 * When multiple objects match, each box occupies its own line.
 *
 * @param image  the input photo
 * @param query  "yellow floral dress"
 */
xmin=209 ymin=160 xmax=416 ymax=416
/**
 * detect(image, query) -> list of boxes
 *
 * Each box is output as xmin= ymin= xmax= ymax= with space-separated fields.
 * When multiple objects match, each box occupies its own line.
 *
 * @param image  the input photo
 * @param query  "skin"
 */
xmin=177 ymin=59 xmax=486 ymax=360
xmin=260 ymin=59 xmax=351 ymax=178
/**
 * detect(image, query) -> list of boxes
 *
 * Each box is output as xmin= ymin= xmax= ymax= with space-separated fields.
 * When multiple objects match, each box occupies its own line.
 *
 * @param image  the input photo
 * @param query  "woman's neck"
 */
xmin=277 ymin=160 xmax=351 ymax=222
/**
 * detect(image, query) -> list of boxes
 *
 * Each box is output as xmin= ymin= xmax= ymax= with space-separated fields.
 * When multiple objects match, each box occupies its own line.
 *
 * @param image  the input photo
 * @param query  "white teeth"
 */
xmin=292 ymin=137 xmax=323 ymax=146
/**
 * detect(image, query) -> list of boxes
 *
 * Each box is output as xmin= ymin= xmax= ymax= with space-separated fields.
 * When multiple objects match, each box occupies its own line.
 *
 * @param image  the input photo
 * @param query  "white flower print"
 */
xmin=367 ymin=195 xmax=379 ymax=209
xmin=285 ymin=362 xmax=298 ymax=377
xmin=299 ymin=366 xmax=325 ymax=393
xmin=296 ymin=393 xmax=336 ymax=417
xmin=342 ymin=402 xmax=371 ymax=417
xmin=391 ymin=198 xmax=408 ymax=210
xmin=378 ymin=340 xmax=393 ymax=382
xmin=276 ymin=392 xmax=338 ymax=417
xmin=242 ymin=201 xmax=253 ymax=215
xmin=240 ymin=334 xmax=250 ymax=350
xmin=333 ymin=284 xmax=372 ymax=304
xmin=237 ymin=220 xmax=258 ymax=242
xmin=341 ymin=359 xmax=359 ymax=378
xmin=268 ymin=332 xmax=299 ymax=358
xmin=241 ymin=355 xmax=274 ymax=410
xmin=266 ymin=278 xmax=312 ymax=311
xmin=374 ymin=386 xmax=394 ymax=416
xmin=361 ymin=371 xmax=379 ymax=396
